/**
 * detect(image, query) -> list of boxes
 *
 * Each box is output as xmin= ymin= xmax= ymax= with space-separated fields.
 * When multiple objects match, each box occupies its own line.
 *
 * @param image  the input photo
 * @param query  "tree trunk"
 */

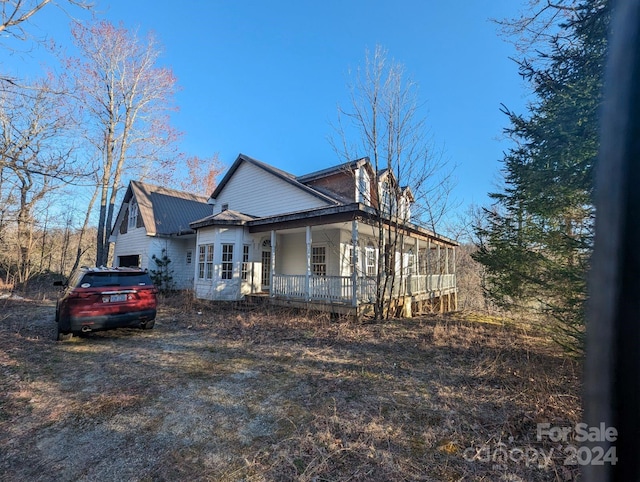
xmin=74 ymin=182 xmax=100 ymax=272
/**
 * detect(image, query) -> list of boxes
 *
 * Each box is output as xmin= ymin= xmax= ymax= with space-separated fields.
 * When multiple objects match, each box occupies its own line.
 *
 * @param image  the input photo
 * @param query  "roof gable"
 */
xmin=112 ymin=181 xmax=212 ymax=237
xmin=190 ymin=209 xmax=258 ymax=229
xmin=296 ymin=157 xmax=372 ymax=184
xmin=209 ymin=153 xmax=340 ymax=205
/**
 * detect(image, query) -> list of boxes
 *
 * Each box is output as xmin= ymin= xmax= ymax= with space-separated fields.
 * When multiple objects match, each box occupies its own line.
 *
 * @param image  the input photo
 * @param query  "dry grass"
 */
xmin=0 ymin=294 xmax=582 ymax=481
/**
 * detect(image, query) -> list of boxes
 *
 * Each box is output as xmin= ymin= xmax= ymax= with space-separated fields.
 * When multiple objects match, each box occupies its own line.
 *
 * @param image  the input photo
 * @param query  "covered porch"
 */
xmin=248 ymin=203 xmax=458 ymax=317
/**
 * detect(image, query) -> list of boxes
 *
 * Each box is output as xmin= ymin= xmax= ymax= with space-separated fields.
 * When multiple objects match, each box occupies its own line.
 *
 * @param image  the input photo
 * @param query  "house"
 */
xmin=111 ymin=153 xmax=458 ymax=316
xmin=109 ymin=181 xmax=213 ymax=289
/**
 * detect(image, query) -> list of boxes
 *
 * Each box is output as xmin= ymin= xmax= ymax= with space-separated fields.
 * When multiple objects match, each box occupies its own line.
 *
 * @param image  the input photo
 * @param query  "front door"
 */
xmin=261 ymin=250 xmax=271 ymax=291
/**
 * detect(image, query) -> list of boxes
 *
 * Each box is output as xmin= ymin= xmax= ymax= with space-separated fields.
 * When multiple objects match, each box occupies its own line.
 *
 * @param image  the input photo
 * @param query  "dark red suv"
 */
xmin=54 ymin=267 xmax=158 ymax=341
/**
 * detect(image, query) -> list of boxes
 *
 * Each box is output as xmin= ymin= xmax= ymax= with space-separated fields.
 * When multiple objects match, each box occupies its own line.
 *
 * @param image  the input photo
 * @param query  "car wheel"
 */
xmin=141 ymin=320 xmax=155 ymax=330
xmin=57 ymin=330 xmax=73 ymax=341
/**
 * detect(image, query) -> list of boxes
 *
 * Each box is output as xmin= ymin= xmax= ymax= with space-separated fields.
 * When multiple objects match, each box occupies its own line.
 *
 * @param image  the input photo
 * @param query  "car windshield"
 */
xmin=80 ymin=272 xmax=152 ymax=288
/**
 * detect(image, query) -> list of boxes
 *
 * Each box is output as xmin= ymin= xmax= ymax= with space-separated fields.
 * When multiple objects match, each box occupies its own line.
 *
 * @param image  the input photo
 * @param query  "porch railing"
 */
xmin=271 ymin=273 xmax=456 ymax=305
xmin=408 ymin=274 xmax=456 ymax=294
xmin=272 ymin=274 xmax=353 ymax=302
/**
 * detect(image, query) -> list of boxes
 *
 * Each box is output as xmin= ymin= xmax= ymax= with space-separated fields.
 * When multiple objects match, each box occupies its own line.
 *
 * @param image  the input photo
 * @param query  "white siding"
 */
xmin=111 ymin=225 xmax=151 ymax=268
xmin=337 ymin=228 xmax=384 ymax=278
xmin=194 ymin=226 xmax=257 ymax=301
xmin=214 ymin=162 xmax=330 ymax=216
xmin=320 ymin=229 xmax=341 ymax=276
xmin=278 ymin=232 xmax=306 ymax=275
xmin=112 ymin=221 xmax=198 ymax=290
xmin=275 ymin=228 xmax=341 ymax=276
xmin=194 ymin=227 xmax=218 ymax=300
xmin=147 ymin=238 xmax=196 ymax=290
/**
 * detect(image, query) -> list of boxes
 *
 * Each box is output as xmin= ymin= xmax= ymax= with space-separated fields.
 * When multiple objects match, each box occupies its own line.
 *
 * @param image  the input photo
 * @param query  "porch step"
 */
xmin=237 ymin=293 xmax=270 ymax=311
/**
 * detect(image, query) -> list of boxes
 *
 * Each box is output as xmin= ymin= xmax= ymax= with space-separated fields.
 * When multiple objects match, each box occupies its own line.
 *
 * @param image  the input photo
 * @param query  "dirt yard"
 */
xmin=0 ymin=295 xmax=582 ymax=481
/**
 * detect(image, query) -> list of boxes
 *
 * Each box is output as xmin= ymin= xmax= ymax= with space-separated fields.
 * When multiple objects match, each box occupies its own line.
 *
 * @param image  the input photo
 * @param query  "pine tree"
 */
xmin=150 ymin=249 xmax=174 ymax=293
xmin=474 ymin=0 xmax=609 ymax=354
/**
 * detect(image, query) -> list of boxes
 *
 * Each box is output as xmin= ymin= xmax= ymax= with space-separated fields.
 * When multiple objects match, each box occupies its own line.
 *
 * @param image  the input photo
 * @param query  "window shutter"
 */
xmin=120 ymin=209 xmax=129 ymax=234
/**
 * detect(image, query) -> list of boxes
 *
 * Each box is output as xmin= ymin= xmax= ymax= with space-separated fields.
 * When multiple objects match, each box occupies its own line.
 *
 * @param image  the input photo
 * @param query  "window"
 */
xmin=312 ymin=245 xmax=326 ymax=276
xmin=357 ymin=168 xmax=370 ymax=204
xmin=80 ymin=271 xmax=152 ymax=288
xmin=241 ymin=245 xmax=250 ymax=280
xmin=221 ymin=203 xmax=229 ymax=211
xmin=128 ymin=201 xmax=139 ymax=229
xmin=365 ymin=245 xmax=376 ymax=276
xmin=186 ymin=250 xmax=192 ymax=265
xmin=198 ymin=245 xmax=205 ymax=279
xmin=380 ymin=180 xmax=396 ymax=216
xmin=198 ymin=244 xmax=214 ymax=279
xmin=222 ymin=244 xmax=234 ymax=280
xmin=347 ymin=245 xmax=359 ymax=275
xmin=407 ymin=249 xmax=415 ymax=275
xmin=206 ymin=245 xmax=214 ymax=279
xmin=385 ymin=244 xmax=395 ymax=275
xmin=399 ymin=195 xmax=411 ymax=221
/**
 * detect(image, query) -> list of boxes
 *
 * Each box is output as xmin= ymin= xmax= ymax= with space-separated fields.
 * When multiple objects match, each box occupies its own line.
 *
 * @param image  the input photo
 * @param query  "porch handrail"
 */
xmin=408 ymin=274 xmax=456 ymax=294
xmin=272 ymin=273 xmax=456 ymax=304
xmin=272 ymin=274 xmax=353 ymax=302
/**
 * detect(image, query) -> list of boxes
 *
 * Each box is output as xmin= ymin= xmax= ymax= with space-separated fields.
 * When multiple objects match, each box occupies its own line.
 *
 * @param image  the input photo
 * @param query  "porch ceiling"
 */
xmin=247 ymin=203 xmax=361 ymax=233
xmin=246 ymin=203 xmax=458 ymax=247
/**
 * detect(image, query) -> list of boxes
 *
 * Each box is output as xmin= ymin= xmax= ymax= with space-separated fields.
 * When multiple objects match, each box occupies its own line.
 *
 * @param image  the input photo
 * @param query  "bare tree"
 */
xmin=69 ymin=165 xmax=99 ymax=272
xmin=332 ymin=45 xmax=455 ymax=319
xmin=0 ymin=77 xmax=83 ymax=284
xmin=66 ymin=20 xmax=180 ymax=266
xmin=0 ymin=0 xmax=91 ymax=40
xmin=493 ymin=0 xmax=579 ymax=54
xmin=179 ymin=153 xmax=225 ymax=196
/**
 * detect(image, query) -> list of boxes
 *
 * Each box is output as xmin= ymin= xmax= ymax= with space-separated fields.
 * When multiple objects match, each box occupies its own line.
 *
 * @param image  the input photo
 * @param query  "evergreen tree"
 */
xmin=150 ymin=249 xmax=174 ymax=292
xmin=474 ymin=0 xmax=609 ymax=353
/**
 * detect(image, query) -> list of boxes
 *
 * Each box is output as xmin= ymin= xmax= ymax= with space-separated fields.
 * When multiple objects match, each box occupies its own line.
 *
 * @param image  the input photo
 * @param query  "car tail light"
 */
xmin=68 ymin=291 xmax=94 ymax=299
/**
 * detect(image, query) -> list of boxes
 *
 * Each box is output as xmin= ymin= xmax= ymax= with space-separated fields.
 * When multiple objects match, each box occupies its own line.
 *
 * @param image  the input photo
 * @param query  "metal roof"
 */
xmin=190 ymin=209 xmax=258 ymax=229
xmin=112 ymin=181 xmax=213 ymax=237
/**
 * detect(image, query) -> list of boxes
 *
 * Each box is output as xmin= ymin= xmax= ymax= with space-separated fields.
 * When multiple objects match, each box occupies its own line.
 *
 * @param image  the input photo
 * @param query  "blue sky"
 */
xmin=3 ymin=0 xmax=530 ymax=226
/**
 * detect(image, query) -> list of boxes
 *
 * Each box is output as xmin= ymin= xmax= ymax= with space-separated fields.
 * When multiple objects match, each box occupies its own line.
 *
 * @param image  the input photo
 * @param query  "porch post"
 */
xmin=415 ymin=237 xmax=420 ymax=292
xmin=437 ymin=244 xmax=442 ymax=291
xmin=453 ymin=246 xmax=458 ymax=311
xmin=427 ymin=239 xmax=431 ymax=290
xmin=445 ymin=246 xmax=449 ymax=274
xmin=270 ymin=230 xmax=276 ymax=298
xmin=452 ymin=246 xmax=456 ymax=274
xmin=306 ymin=225 xmax=312 ymax=301
xmin=351 ymin=220 xmax=359 ymax=307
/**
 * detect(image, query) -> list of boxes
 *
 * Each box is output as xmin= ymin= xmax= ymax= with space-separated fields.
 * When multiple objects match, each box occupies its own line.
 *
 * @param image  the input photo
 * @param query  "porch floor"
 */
xmin=243 ymin=288 xmax=457 ymax=318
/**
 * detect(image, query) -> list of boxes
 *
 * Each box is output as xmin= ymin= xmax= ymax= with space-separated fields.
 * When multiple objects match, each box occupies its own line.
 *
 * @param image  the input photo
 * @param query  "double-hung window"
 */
xmin=128 ymin=201 xmax=139 ymax=229
xmin=222 ymin=244 xmax=234 ymax=280
xmin=198 ymin=246 xmax=205 ymax=279
xmin=241 ymin=245 xmax=250 ymax=280
xmin=311 ymin=245 xmax=326 ymax=276
xmin=357 ymin=168 xmax=370 ymax=204
xmin=198 ymin=244 xmax=214 ymax=279
xmin=348 ymin=245 xmax=354 ymax=274
xmin=365 ymin=245 xmax=376 ymax=277
xmin=206 ymin=245 xmax=214 ymax=279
